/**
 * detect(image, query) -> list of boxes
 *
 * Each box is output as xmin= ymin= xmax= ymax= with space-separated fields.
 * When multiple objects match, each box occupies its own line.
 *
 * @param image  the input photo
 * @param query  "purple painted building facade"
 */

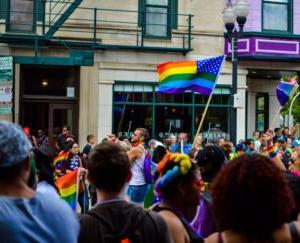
xmin=224 ymin=0 xmax=300 ymax=58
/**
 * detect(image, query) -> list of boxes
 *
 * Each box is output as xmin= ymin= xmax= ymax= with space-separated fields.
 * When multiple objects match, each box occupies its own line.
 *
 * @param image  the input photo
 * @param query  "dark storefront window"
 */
xmin=113 ymin=82 xmax=231 ymax=140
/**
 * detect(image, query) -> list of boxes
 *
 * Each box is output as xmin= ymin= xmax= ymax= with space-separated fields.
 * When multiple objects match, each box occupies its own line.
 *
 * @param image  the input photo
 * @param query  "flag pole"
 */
xmin=192 ymin=55 xmax=225 ymax=147
xmin=75 ymin=169 xmax=80 ymax=212
xmin=193 ymin=91 xmax=214 ymax=147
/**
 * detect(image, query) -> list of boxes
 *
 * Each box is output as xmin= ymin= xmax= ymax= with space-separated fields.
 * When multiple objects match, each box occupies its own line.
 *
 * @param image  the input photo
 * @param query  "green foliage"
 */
xmin=281 ymin=91 xmax=300 ymax=123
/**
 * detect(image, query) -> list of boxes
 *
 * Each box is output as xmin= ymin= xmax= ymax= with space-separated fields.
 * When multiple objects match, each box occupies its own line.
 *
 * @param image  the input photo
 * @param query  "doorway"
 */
xmin=19 ymin=65 xmax=79 ymax=139
xmin=49 ymin=104 xmax=77 ymax=138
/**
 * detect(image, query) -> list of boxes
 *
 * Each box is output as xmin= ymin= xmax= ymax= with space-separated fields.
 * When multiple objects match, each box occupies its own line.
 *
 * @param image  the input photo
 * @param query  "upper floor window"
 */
xmin=262 ymin=0 xmax=292 ymax=32
xmin=1 ymin=0 xmax=44 ymax=32
xmin=138 ymin=0 xmax=177 ymax=38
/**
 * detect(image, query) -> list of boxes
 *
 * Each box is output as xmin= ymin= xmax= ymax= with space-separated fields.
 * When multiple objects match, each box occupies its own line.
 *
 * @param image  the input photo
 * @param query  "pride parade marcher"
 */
xmin=53 ymin=140 xmax=88 ymax=213
xmin=127 ymin=128 xmax=153 ymax=204
xmin=170 ymin=132 xmax=192 ymax=154
xmin=79 ymin=142 xmax=172 ymax=243
xmin=0 ymin=121 xmax=79 ymax=243
xmin=192 ymin=145 xmax=226 ymax=238
xmin=152 ymin=153 xmax=204 ymax=243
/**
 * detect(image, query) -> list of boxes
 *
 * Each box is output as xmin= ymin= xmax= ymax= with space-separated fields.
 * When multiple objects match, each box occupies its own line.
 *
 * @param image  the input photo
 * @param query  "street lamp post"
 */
xmin=223 ymin=0 xmax=249 ymax=145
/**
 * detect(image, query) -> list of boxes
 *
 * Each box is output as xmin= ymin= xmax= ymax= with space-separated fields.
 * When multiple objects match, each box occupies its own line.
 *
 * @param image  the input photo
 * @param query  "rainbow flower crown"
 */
xmin=155 ymin=153 xmax=193 ymax=198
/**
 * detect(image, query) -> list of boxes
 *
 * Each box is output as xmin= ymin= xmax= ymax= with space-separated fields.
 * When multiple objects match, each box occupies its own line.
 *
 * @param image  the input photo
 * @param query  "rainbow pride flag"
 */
xmin=53 ymin=151 xmax=69 ymax=167
xmin=157 ymin=55 xmax=225 ymax=95
xmin=55 ymin=170 xmax=78 ymax=210
xmin=276 ymin=79 xmax=299 ymax=106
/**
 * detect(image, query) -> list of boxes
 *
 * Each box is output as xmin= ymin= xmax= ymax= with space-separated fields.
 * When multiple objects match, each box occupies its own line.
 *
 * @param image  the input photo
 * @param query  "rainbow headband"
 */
xmin=155 ymin=153 xmax=192 ymax=198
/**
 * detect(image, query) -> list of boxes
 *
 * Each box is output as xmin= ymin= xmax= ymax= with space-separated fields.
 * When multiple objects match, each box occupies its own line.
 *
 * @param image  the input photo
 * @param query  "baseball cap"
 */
xmin=235 ymin=143 xmax=246 ymax=152
xmin=292 ymin=140 xmax=300 ymax=148
xmin=0 ymin=121 xmax=32 ymax=167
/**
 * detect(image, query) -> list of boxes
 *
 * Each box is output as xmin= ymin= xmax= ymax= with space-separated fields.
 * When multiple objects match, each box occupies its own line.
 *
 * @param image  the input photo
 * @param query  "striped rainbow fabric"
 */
xmin=55 ymin=169 xmax=78 ymax=210
xmin=276 ymin=79 xmax=299 ymax=106
xmin=53 ymin=151 xmax=69 ymax=167
xmin=157 ymin=55 xmax=225 ymax=95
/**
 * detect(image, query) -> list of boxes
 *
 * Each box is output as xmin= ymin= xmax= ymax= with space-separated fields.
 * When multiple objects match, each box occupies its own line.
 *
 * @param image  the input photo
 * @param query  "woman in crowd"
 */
xmin=192 ymin=145 xmax=226 ymax=238
xmin=54 ymin=141 xmax=88 ymax=213
xmin=206 ymin=154 xmax=300 ymax=243
xmin=152 ymin=153 xmax=203 ymax=243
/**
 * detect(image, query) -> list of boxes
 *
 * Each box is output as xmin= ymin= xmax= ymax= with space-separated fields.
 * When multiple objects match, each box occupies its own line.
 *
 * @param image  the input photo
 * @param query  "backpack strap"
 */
xmin=289 ymin=222 xmax=300 ymax=243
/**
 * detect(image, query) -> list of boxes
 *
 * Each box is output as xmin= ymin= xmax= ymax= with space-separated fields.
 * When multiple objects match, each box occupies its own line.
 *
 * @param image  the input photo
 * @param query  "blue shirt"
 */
xmin=0 ymin=192 xmax=79 ymax=243
xmin=170 ymin=143 xmax=192 ymax=154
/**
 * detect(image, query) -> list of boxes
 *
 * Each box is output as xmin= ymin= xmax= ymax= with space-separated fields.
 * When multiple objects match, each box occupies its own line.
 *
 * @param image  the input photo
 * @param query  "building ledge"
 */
xmin=224 ymin=33 xmax=300 ymax=60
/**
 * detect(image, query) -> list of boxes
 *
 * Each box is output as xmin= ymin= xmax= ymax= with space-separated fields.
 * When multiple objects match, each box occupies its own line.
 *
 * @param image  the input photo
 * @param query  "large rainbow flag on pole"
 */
xmin=157 ymin=55 xmax=225 ymax=95
xmin=55 ymin=169 xmax=79 ymax=210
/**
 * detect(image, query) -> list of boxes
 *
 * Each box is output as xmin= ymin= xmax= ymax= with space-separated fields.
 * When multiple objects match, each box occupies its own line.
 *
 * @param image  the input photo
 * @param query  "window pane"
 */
xmin=267 ymin=0 xmax=288 ymax=2
xmin=155 ymin=106 xmax=192 ymax=140
xmin=113 ymin=105 xmax=152 ymax=138
xmin=146 ymin=0 xmax=168 ymax=6
xmin=155 ymin=92 xmax=192 ymax=103
xmin=22 ymin=65 xmax=78 ymax=96
xmin=114 ymin=92 xmax=153 ymax=102
xmin=9 ymin=0 xmax=34 ymax=32
xmin=257 ymin=113 xmax=265 ymax=132
xmin=263 ymin=3 xmax=288 ymax=31
xmin=114 ymin=84 xmax=153 ymax=102
xmin=146 ymin=7 xmax=168 ymax=36
xmin=257 ymin=96 xmax=265 ymax=110
xmin=195 ymin=107 xmax=230 ymax=142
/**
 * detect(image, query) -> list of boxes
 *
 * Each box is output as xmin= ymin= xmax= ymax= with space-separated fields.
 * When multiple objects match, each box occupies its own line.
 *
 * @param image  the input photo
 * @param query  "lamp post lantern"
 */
xmin=223 ymin=0 xmax=249 ymax=145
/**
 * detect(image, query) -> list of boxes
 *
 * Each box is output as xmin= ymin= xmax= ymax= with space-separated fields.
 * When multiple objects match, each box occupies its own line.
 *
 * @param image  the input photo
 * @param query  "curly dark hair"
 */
xmin=195 ymin=145 xmax=225 ymax=182
xmin=211 ymin=154 xmax=295 ymax=242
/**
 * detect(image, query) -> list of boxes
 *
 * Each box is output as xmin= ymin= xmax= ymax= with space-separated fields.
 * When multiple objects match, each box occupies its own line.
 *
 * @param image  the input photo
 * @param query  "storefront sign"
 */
xmin=0 ymin=57 xmax=13 ymax=115
xmin=202 ymin=129 xmax=230 ymax=142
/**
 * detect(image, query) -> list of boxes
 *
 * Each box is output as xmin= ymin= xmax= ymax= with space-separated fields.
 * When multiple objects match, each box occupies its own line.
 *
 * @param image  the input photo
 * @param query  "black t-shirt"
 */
xmin=79 ymin=200 xmax=172 ymax=243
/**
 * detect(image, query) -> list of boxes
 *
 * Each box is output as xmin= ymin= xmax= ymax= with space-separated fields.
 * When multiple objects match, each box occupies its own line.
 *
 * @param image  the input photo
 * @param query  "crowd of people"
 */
xmin=2 ymin=121 xmax=300 ymax=242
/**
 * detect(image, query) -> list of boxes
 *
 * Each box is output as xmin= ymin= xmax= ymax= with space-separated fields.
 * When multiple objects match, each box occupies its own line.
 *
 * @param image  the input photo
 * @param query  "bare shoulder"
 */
xmin=205 ymin=233 xmax=219 ymax=243
xmin=158 ymin=210 xmax=188 ymax=243
xmin=158 ymin=210 xmax=183 ymax=229
xmin=127 ymin=146 xmax=144 ymax=163
xmin=128 ymin=146 xmax=143 ymax=155
xmin=293 ymin=221 xmax=300 ymax=233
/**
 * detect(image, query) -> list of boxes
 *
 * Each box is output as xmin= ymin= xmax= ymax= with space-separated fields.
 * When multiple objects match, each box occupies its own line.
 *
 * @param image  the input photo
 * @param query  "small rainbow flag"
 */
xmin=157 ymin=55 xmax=225 ymax=95
xmin=55 ymin=170 xmax=78 ymax=210
xmin=276 ymin=79 xmax=299 ymax=106
xmin=53 ymin=151 xmax=69 ymax=167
